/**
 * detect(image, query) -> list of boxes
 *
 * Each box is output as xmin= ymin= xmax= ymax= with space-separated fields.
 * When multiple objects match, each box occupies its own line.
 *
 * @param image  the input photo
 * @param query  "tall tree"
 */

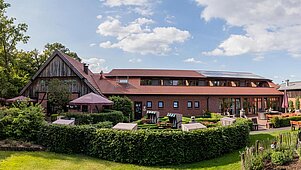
xmin=0 ymin=0 xmax=30 ymax=98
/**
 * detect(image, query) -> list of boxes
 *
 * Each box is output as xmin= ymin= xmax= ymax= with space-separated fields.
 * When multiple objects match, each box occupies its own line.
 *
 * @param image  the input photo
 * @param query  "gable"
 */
xmin=38 ymin=55 xmax=77 ymax=77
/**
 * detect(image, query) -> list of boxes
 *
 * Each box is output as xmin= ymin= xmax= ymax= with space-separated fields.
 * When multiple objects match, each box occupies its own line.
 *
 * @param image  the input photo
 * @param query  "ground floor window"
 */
xmin=146 ymin=101 xmax=152 ymax=108
xmin=194 ymin=101 xmax=200 ymax=108
xmin=173 ymin=101 xmax=179 ymax=108
xmin=158 ymin=101 xmax=164 ymax=108
xmin=187 ymin=101 xmax=192 ymax=108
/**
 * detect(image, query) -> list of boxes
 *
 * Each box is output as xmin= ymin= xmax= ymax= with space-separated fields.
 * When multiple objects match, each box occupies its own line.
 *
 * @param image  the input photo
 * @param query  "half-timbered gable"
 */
xmin=20 ymin=50 xmax=100 ymax=111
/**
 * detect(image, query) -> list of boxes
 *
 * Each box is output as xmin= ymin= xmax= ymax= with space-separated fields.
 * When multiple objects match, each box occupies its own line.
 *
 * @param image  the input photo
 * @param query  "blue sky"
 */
xmin=6 ymin=0 xmax=301 ymax=83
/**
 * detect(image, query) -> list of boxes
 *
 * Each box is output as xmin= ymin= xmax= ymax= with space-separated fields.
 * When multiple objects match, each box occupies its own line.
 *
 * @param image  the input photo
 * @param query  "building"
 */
xmin=21 ymin=51 xmax=283 ymax=118
xmin=278 ymin=81 xmax=301 ymax=107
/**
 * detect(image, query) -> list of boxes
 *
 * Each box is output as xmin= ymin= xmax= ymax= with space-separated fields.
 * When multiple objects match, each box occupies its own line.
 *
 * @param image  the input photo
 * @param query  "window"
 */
xmin=187 ymin=101 xmax=192 ymax=108
xmin=173 ymin=101 xmax=179 ymax=108
xmin=194 ymin=101 xmax=200 ymax=108
xmin=158 ymin=101 xmax=164 ymax=108
xmin=82 ymin=105 xmax=88 ymax=112
xmin=197 ymin=80 xmax=206 ymax=86
xmin=146 ymin=101 xmax=152 ymax=108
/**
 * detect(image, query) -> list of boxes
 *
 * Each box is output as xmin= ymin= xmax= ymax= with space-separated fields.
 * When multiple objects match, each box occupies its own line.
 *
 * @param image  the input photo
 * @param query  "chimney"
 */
xmin=83 ymin=63 xmax=89 ymax=74
xmin=100 ymin=70 xmax=104 ymax=79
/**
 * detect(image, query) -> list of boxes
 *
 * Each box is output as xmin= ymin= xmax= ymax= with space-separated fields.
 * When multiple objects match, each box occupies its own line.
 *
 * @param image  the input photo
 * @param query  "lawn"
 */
xmin=0 ymin=129 xmax=292 ymax=170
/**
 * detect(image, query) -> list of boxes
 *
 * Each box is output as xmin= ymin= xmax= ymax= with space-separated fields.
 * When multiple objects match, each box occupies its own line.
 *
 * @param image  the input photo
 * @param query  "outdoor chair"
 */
xmin=251 ymin=118 xmax=259 ymax=131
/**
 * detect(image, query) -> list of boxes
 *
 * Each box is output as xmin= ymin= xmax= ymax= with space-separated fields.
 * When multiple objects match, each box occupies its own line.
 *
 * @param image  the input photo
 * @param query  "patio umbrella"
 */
xmin=282 ymin=91 xmax=288 ymax=113
xmin=69 ymin=93 xmax=113 ymax=113
xmin=6 ymin=96 xmax=36 ymax=103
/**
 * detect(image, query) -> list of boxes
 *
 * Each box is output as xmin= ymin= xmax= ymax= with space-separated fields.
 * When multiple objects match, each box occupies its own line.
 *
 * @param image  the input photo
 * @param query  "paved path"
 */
xmin=250 ymin=126 xmax=291 ymax=134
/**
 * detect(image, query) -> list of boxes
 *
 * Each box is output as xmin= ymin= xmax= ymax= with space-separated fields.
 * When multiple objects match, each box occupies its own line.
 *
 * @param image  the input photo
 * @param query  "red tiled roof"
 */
xmin=60 ymin=53 xmax=282 ymax=96
xmin=96 ymin=78 xmax=283 ymax=96
xmin=106 ymin=69 xmax=205 ymax=78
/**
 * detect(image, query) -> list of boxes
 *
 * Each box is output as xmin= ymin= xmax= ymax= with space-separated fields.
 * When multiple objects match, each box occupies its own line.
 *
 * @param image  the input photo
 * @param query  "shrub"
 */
xmin=270 ymin=116 xmax=281 ymax=128
xmin=50 ymin=114 xmax=58 ymax=122
xmin=251 ymin=155 xmax=264 ymax=170
xmin=271 ymin=151 xmax=287 ymax=165
xmin=92 ymin=121 xmax=113 ymax=128
xmin=0 ymin=104 xmax=46 ymax=141
xmin=36 ymin=119 xmax=250 ymax=165
xmin=109 ymin=96 xmax=133 ymax=121
xmin=63 ymin=111 xmax=124 ymax=125
xmin=288 ymin=100 xmax=294 ymax=113
xmin=270 ymin=116 xmax=301 ymax=127
xmin=37 ymin=124 xmax=96 ymax=154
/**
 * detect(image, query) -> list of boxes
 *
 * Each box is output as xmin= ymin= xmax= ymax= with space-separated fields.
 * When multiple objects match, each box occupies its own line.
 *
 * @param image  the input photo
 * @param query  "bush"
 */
xmin=37 ymin=124 xmax=96 ymax=154
xmin=271 ymin=151 xmax=287 ymax=165
xmin=251 ymin=155 xmax=264 ymax=170
xmin=109 ymin=96 xmax=133 ymax=121
xmin=0 ymin=104 xmax=46 ymax=141
xmin=50 ymin=114 xmax=58 ymax=122
xmin=63 ymin=111 xmax=124 ymax=125
xmin=289 ymin=100 xmax=294 ymax=113
xmin=296 ymin=97 xmax=300 ymax=111
xmin=36 ymin=119 xmax=250 ymax=165
xmin=92 ymin=121 xmax=113 ymax=128
xmin=270 ymin=116 xmax=301 ymax=128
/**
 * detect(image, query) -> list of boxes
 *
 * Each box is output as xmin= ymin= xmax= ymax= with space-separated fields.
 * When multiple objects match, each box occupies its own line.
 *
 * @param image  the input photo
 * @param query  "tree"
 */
xmin=109 ymin=96 xmax=133 ymax=122
xmin=47 ymin=79 xmax=71 ymax=114
xmin=288 ymin=100 xmax=294 ymax=113
xmin=0 ymin=0 xmax=30 ymax=98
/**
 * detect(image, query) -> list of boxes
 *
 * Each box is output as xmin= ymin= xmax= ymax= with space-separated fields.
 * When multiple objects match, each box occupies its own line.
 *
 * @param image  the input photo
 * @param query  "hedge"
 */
xmin=270 ymin=116 xmax=301 ymax=128
xmin=63 ymin=111 xmax=124 ymax=125
xmin=36 ymin=119 xmax=250 ymax=165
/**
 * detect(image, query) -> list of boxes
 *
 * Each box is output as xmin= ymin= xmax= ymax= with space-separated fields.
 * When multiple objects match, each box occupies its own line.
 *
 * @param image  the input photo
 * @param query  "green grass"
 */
xmin=0 ymin=129 xmax=292 ymax=170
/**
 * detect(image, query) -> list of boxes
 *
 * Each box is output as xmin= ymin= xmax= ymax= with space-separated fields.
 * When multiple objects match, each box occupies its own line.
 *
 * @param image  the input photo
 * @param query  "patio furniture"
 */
xmin=221 ymin=117 xmax=236 ymax=126
xmin=290 ymin=121 xmax=301 ymax=131
xmin=146 ymin=110 xmax=160 ymax=124
xmin=167 ymin=113 xmax=182 ymax=129
xmin=258 ymin=112 xmax=266 ymax=120
xmin=182 ymin=123 xmax=206 ymax=131
xmin=251 ymin=118 xmax=259 ymax=131
xmin=112 ymin=123 xmax=137 ymax=131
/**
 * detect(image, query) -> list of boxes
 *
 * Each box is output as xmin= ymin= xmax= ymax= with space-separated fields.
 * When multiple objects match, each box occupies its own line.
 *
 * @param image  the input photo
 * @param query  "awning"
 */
xmin=167 ymin=113 xmax=176 ymax=117
xmin=69 ymin=92 xmax=113 ymax=105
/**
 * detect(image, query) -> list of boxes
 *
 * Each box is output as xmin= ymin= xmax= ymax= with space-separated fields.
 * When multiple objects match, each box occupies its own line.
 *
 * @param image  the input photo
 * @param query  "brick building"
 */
xmin=21 ymin=51 xmax=283 ymax=118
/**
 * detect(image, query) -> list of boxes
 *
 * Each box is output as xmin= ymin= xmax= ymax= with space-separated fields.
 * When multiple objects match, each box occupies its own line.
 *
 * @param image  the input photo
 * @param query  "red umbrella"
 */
xmin=69 ymin=93 xmax=113 ymax=105
xmin=6 ymin=96 xmax=36 ymax=103
xmin=282 ymin=91 xmax=288 ymax=113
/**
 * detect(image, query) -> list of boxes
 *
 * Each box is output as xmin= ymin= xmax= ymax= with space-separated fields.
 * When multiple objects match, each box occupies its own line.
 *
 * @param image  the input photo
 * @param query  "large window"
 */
xmin=187 ymin=101 xmax=192 ymax=108
xmin=140 ymin=79 xmax=160 ymax=86
xmin=173 ymin=101 xmax=179 ymax=108
xmin=158 ymin=101 xmax=164 ymax=108
xmin=146 ymin=101 xmax=152 ymax=108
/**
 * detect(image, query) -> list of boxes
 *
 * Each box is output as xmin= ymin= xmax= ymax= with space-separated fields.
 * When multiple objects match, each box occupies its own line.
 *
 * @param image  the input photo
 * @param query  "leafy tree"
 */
xmin=0 ymin=0 xmax=30 ymax=98
xmin=109 ymin=96 xmax=133 ymax=121
xmin=47 ymin=79 xmax=71 ymax=114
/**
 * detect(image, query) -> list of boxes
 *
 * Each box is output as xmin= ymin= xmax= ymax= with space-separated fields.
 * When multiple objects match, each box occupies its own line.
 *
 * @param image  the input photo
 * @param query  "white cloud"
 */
xmin=253 ymin=55 xmax=264 ymax=61
xmin=97 ymin=17 xmax=190 ymax=55
xmin=290 ymin=75 xmax=296 ymax=78
xmin=82 ymin=58 xmax=108 ymax=73
xmin=197 ymin=0 xmax=301 ymax=57
xmin=165 ymin=15 xmax=176 ymax=24
xmin=89 ymin=43 xmax=96 ymax=47
xmin=183 ymin=58 xmax=205 ymax=64
xmin=96 ymin=15 xmax=103 ymax=19
xmin=129 ymin=58 xmax=142 ymax=63
xmin=102 ymin=0 xmax=153 ymax=16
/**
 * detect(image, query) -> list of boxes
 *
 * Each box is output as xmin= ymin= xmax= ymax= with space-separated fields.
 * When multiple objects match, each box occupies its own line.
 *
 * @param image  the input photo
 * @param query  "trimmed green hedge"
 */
xmin=37 ymin=119 xmax=250 ymax=165
xmin=270 ymin=116 xmax=301 ymax=128
xmin=63 ymin=111 xmax=124 ymax=125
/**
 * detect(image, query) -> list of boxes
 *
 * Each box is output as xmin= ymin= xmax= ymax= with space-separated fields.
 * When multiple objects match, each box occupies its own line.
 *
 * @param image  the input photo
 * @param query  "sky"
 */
xmin=5 ymin=0 xmax=301 ymax=83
